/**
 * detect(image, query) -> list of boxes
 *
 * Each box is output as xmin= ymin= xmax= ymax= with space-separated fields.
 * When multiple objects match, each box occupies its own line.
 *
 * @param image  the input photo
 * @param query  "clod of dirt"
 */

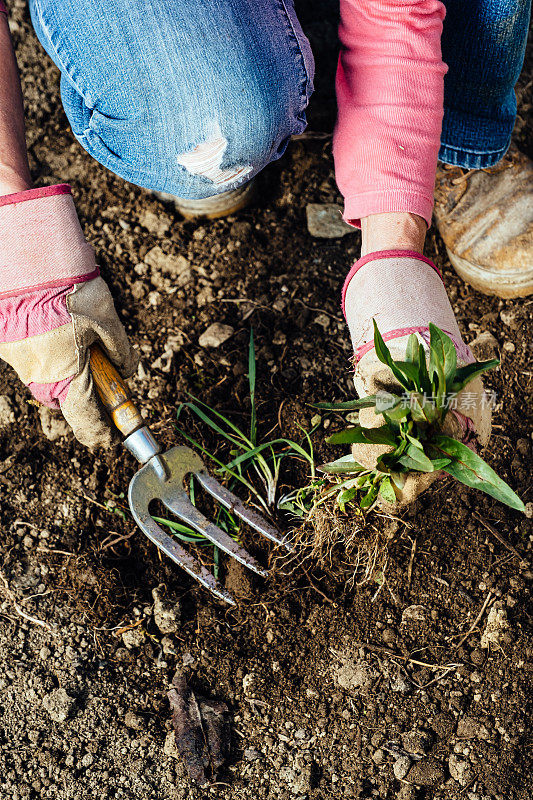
xmin=401 ymin=729 xmax=433 ymax=756
xmin=42 ymin=688 xmax=76 ymax=723
xmin=468 ymin=330 xmax=499 ymax=360
xmin=401 ymin=604 xmax=428 ymax=625
xmin=405 ymin=757 xmax=445 ymax=787
xmin=121 ymin=625 xmax=145 ymax=649
xmin=167 ymin=669 xmax=231 ymax=786
xmin=224 ymin=559 xmax=254 ymax=600
xmin=38 ymin=406 xmax=70 ymax=441
xmin=198 ymin=322 xmax=234 ymax=349
xmin=333 ymin=653 xmax=378 ymax=693
xmin=152 ymin=585 xmax=181 ymax=634
xmin=279 ymin=756 xmax=314 ymax=794
xmin=449 ymin=754 xmax=475 ymax=786
xmin=144 ymin=245 xmax=192 ymax=291
xmin=138 ymin=208 xmax=171 ymax=236
xmin=305 ymin=203 xmax=354 ymax=238
xmin=480 ymin=602 xmax=512 ymax=649
xmin=0 ymin=395 xmax=15 ymax=428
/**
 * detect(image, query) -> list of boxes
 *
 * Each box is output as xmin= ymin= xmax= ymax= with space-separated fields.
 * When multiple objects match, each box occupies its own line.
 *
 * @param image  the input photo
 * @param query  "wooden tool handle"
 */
xmin=89 ymin=344 xmax=144 ymax=438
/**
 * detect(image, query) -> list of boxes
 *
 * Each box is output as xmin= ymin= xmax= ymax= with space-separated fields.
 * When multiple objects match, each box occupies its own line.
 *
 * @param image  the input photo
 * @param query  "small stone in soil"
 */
xmin=38 ymin=406 xmax=70 ymax=441
xmin=0 ymin=395 xmax=15 ymax=428
xmin=152 ymin=585 xmax=181 ymax=634
xmin=306 ymin=203 xmax=354 ymax=238
xmin=198 ymin=322 xmax=234 ymax=349
xmin=42 ymin=688 xmax=76 ymax=723
xmin=394 ymin=755 xmax=412 ymax=780
xmin=480 ymin=602 xmax=512 ymax=649
xmin=405 ymin=758 xmax=445 ymax=787
xmin=449 ymin=754 xmax=474 ymax=786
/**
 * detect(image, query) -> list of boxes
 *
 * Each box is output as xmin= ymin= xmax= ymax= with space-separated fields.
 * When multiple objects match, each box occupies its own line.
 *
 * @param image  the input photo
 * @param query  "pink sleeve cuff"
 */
xmin=342 ymin=190 xmax=435 ymax=230
xmin=0 ymin=3 xmax=7 ymax=15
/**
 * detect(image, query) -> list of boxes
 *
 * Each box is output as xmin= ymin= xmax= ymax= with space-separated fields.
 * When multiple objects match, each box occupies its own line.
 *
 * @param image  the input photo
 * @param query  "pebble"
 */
xmin=402 ymin=729 xmax=433 ymax=756
xmin=0 ymin=395 xmax=16 ymax=428
xmin=468 ymin=331 xmax=499 ymax=360
xmin=144 ymin=246 xmax=192 ymax=289
xmin=152 ymin=585 xmax=181 ymax=634
xmin=480 ymin=602 xmax=512 ymax=649
xmin=38 ymin=406 xmax=70 ymax=441
xmin=138 ymin=209 xmax=171 ymax=237
xmin=305 ymin=204 xmax=354 ymax=238
xmin=42 ymin=688 xmax=76 ymax=723
xmin=449 ymin=754 xmax=474 ymax=786
xmin=499 ymin=309 xmax=519 ymax=328
xmin=393 ymin=755 xmax=412 ymax=780
xmin=198 ymin=322 xmax=234 ymax=349
xmin=124 ymin=711 xmax=143 ymax=730
xmin=244 ymin=748 xmax=262 ymax=762
xmin=121 ymin=625 xmax=145 ymax=649
xmin=401 ymin=605 xmax=428 ymax=625
xmin=502 ymin=341 xmax=515 ymax=352
xmin=334 ymin=656 xmax=378 ymax=693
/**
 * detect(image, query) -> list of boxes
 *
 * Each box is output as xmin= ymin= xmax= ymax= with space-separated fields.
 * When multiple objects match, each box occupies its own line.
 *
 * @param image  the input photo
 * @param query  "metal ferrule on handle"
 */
xmin=124 ymin=426 xmax=161 ymax=464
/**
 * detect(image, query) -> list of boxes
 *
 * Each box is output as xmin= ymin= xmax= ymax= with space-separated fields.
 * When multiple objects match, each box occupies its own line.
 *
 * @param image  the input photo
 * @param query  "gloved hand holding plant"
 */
xmin=316 ymin=250 xmax=524 ymax=512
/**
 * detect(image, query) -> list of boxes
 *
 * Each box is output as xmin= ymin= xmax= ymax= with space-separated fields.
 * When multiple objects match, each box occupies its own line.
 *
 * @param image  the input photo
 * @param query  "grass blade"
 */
xmin=248 ymin=328 xmax=257 ymax=446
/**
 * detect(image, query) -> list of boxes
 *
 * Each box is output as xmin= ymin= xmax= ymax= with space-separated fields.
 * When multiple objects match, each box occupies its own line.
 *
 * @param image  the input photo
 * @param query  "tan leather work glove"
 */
xmin=342 ymin=249 xmax=492 ymax=507
xmin=0 ymin=185 xmax=138 ymax=448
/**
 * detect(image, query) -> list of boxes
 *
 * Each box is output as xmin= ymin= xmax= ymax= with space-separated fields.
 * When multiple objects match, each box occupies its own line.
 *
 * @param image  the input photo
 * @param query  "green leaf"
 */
xmin=398 ymin=444 xmax=435 ymax=472
xmin=431 ymin=435 xmax=525 ymax=512
xmin=410 ymin=392 xmax=439 ymax=425
xmin=313 ymin=396 xmax=378 ymax=411
xmin=326 ymin=426 xmax=369 ymax=445
xmin=431 ymin=458 xmax=452 ymax=469
xmin=450 ymin=359 xmax=499 ymax=394
xmin=373 ymin=319 xmax=415 ymax=390
xmin=429 ymin=323 xmax=457 ymax=387
xmin=405 ymin=334 xmax=420 ymax=366
xmin=418 ymin=343 xmax=432 ymax=395
xmin=337 ymin=485 xmax=360 ymax=512
xmin=248 ymin=328 xmax=257 ymax=446
xmin=360 ymin=483 xmax=379 ymax=509
xmin=319 ymin=455 xmax=365 ymax=474
xmin=379 ymin=477 xmax=397 ymax=504
xmin=360 ymin=425 xmax=397 ymax=446
xmin=390 ymin=471 xmax=407 ymax=490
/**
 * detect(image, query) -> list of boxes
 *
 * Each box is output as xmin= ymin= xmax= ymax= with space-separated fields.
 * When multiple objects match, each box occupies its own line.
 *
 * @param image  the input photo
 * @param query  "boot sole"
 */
xmin=447 ymin=249 xmax=533 ymax=299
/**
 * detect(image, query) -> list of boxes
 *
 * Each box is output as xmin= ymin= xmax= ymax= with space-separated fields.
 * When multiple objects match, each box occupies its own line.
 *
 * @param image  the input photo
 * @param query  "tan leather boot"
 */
xmin=154 ymin=179 xmax=256 ymax=220
xmin=434 ymin=146 xmax=533 ymax=298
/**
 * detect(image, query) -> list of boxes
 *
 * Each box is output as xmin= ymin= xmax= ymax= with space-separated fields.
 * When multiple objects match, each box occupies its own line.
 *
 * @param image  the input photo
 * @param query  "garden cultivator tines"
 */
xmin=89 ymin=345 xmax=290 ymax=604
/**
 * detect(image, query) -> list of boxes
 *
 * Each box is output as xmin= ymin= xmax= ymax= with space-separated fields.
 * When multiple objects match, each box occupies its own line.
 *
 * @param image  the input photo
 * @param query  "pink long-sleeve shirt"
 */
xmin=334 ymin=0 xmax=447 ymax=227
xmin=0 ymin=1 xmax=446 ymax=227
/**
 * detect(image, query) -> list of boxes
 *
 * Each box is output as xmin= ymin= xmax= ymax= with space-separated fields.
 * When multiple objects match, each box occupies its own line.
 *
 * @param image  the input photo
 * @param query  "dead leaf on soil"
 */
xmin=167 ymin=669 xmax=231 ymax=785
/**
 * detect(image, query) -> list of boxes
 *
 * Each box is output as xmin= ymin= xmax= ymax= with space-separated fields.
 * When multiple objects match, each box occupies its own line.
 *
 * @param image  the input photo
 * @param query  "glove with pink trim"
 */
xmin=0 ymin=184 xmax=138 ymax=448
xmin=342 ymin=249 xmax=492 ymax=507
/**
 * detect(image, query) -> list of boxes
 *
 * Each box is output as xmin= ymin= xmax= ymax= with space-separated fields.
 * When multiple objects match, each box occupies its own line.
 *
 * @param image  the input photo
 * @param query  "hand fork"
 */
xmin=89 ymin=345 xmax=291 ymax=605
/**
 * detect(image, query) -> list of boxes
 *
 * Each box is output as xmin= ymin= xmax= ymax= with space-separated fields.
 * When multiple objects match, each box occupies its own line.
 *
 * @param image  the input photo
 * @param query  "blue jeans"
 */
xmin=29 ymin=0 xmax=530 ymax=198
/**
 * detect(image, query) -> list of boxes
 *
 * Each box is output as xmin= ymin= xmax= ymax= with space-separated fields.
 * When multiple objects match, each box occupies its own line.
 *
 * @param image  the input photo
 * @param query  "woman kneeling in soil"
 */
xmin=0 ymin=0 xmax=531 ymax=503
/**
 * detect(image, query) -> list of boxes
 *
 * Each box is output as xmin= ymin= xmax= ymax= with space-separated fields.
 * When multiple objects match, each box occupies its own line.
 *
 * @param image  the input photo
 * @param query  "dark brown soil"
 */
xmin=0 ymin=3 xmax=531 ymax=800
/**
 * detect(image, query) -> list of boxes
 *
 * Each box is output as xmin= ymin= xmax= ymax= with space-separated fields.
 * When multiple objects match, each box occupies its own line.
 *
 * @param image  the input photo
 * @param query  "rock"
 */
xmin=152 ymin=585 xmax=181 ymax=634
xmin=449 ymin=754 xmax=474 ymax=786
xmin=163 ymin=730 xmax=179 ymax=759
xmin=457 ymin=715 xmax=490 ymax=741
xmin=42 ymin=688 xmax=76 ymax=723
xmin=243 ymin=747 xmax=262 ymax=762
xmin=121 ymin=625 xmax=144 ymax=649
xmin=124 ymin=711 xmax=143 ymax=730
xmin=306 ymin=204 xmax=354 ymax=238
xmin=372 ymin=748 xmax=386 ymax=765
xmin=390 ymin=673 xmax=411 ymax=694
xmin=279 ymin=758 xmax=313 ymax=794
xmin=402 ymin=729 xmax=433 ymax=756
xmin=198 ymin=323 xmax=234 ymax=349
xmin=406 ymin=758 xmax=445 ymax=787
xmin=144 ymin=246 xmax=192 ymax=290
xmin=394 ymin=756 xmax=412 ymax=780
xmin=334 ymin=655 xmax=378 ymax=693
xmin=499 ymin=309 xmax=519 ymax=328
xmin=524 ymin=502 xmax=533 ymax=520
xmin=468 ymin=331 xmax=499 ymax=360
xmin=0 ymin=395 xmax=16 ymax=428
xmin=480 ymin=602 xmax=512 ymax=649
xmin=38 ymin=406 xmax=70 ymax=441
xmin=401 ymin=605 xmax=428 ymax=625
xmin=138 ymin=209 xmax=171 ymax=236
xmin=151 ymin=333 xmax=184 ymax=372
